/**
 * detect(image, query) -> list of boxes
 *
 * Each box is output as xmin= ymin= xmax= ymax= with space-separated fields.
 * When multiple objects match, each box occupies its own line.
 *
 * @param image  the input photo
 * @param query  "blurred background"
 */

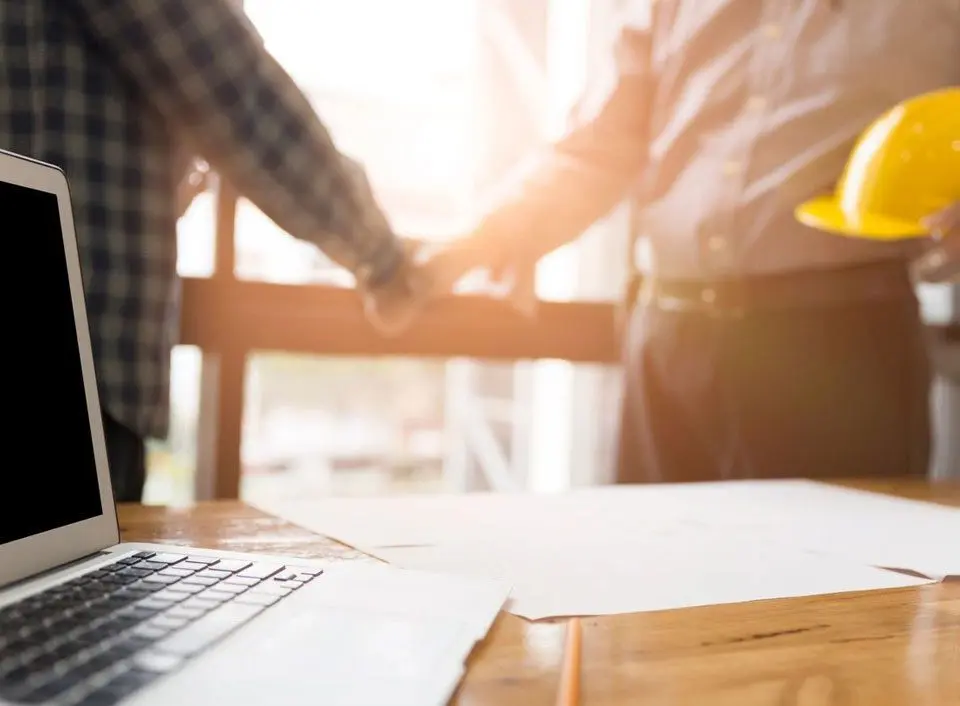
xmin=146 ymin=0 xmax=959 ymax=505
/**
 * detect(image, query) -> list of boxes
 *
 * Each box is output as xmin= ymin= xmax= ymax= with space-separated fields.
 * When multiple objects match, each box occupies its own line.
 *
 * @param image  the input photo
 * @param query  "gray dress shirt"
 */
xmin=481 ymin=0 xmax=960 ymax=280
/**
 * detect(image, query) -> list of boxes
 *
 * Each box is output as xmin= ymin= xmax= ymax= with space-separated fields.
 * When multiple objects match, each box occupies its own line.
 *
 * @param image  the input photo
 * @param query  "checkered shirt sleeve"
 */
xmin=63 ymin=0 xmax=405 ymax=290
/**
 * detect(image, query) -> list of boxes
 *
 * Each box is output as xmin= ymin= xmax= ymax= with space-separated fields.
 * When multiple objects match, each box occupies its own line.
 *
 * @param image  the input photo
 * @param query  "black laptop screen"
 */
xmin=0 ymin=180 xmax=103 ymax=545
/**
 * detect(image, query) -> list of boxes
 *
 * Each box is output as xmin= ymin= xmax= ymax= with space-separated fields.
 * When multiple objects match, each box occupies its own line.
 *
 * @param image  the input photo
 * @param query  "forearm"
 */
xmin=478 ymin=145 xmax=643 ymax=257
xmin=64 ymin=0 xmax=403 ymax=289
xmin=475 ymin=64 xmax=652 ymax=260
xmin=195 ymin=48 xmax=404 ymax=286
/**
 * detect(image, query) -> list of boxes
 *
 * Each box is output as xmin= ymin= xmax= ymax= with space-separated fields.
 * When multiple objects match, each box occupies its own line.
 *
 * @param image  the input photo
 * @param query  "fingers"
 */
xmin=921 ymin=202 xmax=960 ymax=240
xmin=362 ymin=234 xmax=541 ymax=335
xmin=363 ymin=277 xmax=429 ymax=337
xmin=417 ymin=241 xmax=488 ymax=296
xmin=911 ymin=229 xmax=960 ymax=284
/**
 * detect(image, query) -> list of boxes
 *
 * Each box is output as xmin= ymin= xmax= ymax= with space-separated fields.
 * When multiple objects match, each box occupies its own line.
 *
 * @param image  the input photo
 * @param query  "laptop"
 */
xmin=0 ymin=149 xmax=509 ymax=706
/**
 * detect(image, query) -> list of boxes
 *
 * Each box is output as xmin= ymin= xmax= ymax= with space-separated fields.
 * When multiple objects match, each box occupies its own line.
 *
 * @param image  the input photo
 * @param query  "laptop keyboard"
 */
xmin=0 ymin=551 xmax=322 ymax=706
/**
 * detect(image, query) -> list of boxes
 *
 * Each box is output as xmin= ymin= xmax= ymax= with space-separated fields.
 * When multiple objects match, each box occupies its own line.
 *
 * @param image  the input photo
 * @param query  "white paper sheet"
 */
xmin=684 ymin=480 xmax=960 ymax=579
xmin=252 ymin=481 xmax=947 ymax=620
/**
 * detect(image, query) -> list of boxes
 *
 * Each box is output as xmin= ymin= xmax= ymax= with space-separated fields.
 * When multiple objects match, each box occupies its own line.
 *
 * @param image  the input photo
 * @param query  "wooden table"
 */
xmin=118 ymin=480 xmax=960 ymax=705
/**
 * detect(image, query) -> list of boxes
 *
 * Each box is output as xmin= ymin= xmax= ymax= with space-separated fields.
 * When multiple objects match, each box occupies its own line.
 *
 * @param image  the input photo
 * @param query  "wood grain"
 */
xmin=118 ymin=480 xmax=960 ymax=705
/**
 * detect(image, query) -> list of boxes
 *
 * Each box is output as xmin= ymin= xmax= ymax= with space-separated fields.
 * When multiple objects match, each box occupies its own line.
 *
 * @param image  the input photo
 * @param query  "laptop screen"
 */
xmin=0 ymin=180 xmax=103 ymax=545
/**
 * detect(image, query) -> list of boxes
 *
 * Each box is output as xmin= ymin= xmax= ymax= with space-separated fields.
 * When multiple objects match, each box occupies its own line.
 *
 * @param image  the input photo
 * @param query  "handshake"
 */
xmin=361 ymin=231 xmax=537 ymax=336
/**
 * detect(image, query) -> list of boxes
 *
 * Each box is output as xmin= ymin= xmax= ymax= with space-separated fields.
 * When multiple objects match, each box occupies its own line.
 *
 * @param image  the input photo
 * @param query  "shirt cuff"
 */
xmin=359 ymin=240 xmax=405 ymax=290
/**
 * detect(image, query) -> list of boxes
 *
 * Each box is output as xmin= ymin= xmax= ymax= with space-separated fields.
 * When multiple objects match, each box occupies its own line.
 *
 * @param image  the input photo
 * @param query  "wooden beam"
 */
xmin=194 ymin=180 xmax=244 ymax=500
xmin=179 ymin=278 xmax=622 ymax=364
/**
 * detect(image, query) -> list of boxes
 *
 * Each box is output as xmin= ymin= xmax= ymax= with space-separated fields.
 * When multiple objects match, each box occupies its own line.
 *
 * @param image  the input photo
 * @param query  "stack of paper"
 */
xmin=253 ymin=481 xmax=957 ymax=620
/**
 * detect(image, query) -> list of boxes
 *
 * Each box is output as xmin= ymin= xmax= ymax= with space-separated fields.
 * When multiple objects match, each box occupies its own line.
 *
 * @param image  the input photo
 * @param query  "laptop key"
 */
xmin=132 ymin=625 xmax=170 ymax=641
xmin=237 ymin=563 xmax=283 ymax=580
xmin=165 ymin=583 xmax=205 ymax=595
xmin=87 ymin=668 xmax=159 ymax=705
xmin=135 ymin=597 xmax=176 ymax=612
xmin=134 ymin=651 xmax=184 ymax=674
xmin=116 ymin=606 xmax=162 ymax=624
xmin=180 ymin=575 xmax=219 ymax=587
xmin=0 ymin=680 xmax=34 ymax=703
xmin=132 ymin=561 xmax=166 ymax=572
xmin=122 ymin=582 xmax=163 ymax=597
xmin=148 ymin=553 xmax=187 ymax=565
xmin=206 ymin=582 xmax=247 ymax=595
xmin=193 ymin=590 xmax=233 ymax=604
xmin=184 ymin=556 xmax=219 ymax=566
xmin=149 ymin=590 xmax=188 ymax=604
xmin=92 ymin=671 xmax=157 ymax=703
xmin=207 ymin=560 xmax=251 ymax=574
xmin=249 ymin=581 xmax=293 ymax=598
xmin=148 ymin=615 xmax=189 ymax=632
xmin=141 ymin=574 xmax=179 ymax=586
xmin=176 ymin=562 xmax=210 ymax=573
xmin=180 ymin=598 xmax=221 ymax=613
xmin=154 ymin=603 xmax=265 ymax=657
xmin=234 ymin=593 xmax=280 ymax=608
xmin=164 ymin=606 xmax=208 ymax=622
xmin=289 ymin=566 xmax=324 ymax=576
xmin=16 ymin=670 xmax=81 ymax=704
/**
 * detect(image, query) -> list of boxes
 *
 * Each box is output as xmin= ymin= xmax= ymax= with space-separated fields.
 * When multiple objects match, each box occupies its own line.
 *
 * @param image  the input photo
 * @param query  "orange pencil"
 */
xmin=556 ymin=617 xmax=582 ymax=706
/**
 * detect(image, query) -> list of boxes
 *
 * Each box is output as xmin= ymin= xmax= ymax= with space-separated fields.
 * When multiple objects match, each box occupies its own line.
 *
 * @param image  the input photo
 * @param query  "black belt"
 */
xmin=635 ymin=260 xmax=915 ymax=318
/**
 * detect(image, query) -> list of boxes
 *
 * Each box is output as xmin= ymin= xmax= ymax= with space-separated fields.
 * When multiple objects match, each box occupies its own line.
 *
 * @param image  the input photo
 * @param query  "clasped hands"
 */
xmin=363 ymin=230 xmax=533 ymax=335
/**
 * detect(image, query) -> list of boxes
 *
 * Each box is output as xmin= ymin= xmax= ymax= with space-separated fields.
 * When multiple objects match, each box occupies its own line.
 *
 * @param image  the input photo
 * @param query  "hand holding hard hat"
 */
xmin=795 ymin=87 xmax=960 ymax=282
xmin=913 ymin=201 xmax=960 ymax=284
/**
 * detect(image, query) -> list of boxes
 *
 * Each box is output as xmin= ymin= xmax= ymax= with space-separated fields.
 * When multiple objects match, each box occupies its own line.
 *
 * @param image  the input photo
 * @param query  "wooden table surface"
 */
xmin=118 ymin=480 xmax=960 ymax=706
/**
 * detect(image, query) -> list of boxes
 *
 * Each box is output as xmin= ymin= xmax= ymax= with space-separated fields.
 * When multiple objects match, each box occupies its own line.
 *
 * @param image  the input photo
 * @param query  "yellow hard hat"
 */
xmin=795 ymin=88 xmax=960 ymax=240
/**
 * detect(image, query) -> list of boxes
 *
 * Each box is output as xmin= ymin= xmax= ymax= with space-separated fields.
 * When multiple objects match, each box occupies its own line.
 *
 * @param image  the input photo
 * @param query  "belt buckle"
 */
xmin=641 ymin=279 xmax=747 ymax=318
xmin=701 ymin=281 xmax=746 ymax=319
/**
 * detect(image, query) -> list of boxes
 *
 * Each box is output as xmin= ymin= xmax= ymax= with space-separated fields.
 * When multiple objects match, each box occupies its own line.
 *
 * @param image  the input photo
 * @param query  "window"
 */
xmin=147 ymin=0 xmax=628 ymax=504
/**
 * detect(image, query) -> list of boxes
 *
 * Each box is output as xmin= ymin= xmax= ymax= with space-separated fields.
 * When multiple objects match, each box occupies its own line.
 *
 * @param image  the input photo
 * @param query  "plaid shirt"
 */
xmin=0 ymin=0 xmax=406 ymax=439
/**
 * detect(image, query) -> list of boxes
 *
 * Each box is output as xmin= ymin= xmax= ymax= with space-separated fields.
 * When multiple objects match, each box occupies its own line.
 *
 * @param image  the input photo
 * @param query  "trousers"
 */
xmin=102 ymin=412 xmax=147 ymax=502
xmin=616 ymin=266 xmax=932 ymax=482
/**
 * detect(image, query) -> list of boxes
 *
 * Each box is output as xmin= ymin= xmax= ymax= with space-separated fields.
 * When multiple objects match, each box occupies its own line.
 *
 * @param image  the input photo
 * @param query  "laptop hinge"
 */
xmin=1 ymin=550 xmax=113 ymax=592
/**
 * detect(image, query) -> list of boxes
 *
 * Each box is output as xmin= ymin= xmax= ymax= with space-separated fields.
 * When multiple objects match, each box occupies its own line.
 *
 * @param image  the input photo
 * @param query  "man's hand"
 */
xmin=922 ymin=202 xmax=960 ymax=238
xmin=362 ymin=239 xmax=435 ymax=336
xmin=359 ymin=231 xmax=513 ymax=336
xmin=417 ymin=231 xmax=539 ymax=317
xmin=912 ymin=202 xmax=960 ymax=283
xmin=417 ymin=236 xmax=506 ymax=292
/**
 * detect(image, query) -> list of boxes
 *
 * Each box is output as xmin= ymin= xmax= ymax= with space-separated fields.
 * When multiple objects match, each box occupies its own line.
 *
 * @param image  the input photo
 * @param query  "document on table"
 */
xmin=688 ymin=480 xmax=960 ymax=580
xmin=252 ymin=481 xmax=949 ymax=620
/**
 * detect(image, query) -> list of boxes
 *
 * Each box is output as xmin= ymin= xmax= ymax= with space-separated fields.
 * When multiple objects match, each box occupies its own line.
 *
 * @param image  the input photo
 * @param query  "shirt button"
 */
xmin=722 ymin=160 xmax=743 ymax=176
xmin=707 ymin=236 xmax=727 ymax=252
xmin=701 ymin=288 xmax=716 ymax=304
xmin=761 ymin=23 xmax=782 ymax=39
